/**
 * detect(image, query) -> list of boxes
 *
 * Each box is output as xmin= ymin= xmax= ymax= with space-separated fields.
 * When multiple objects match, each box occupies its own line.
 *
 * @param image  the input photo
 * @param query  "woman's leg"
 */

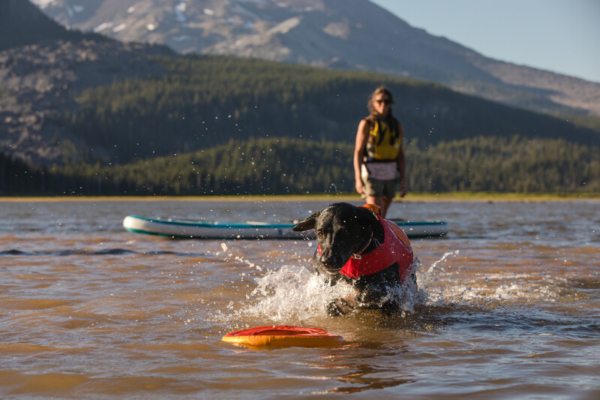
xmin=381 ymin=197 xmax=393 ymax=218
xmin=367 ymin=196 xmax=392 ymax=218
xmin=364 ymin=178 xmax=395 ymax=217
xmin=379 ymin=179 xmax=398 ymax=218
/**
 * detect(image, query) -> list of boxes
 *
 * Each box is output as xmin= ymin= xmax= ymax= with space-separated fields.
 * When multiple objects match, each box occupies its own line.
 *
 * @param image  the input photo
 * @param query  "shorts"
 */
xmin=362 ymin=176 xmax=397 ymax=199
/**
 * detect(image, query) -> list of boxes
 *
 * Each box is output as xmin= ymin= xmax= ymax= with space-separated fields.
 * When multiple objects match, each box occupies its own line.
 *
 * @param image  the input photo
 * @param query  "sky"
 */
xmin=371 ymin=0 xmax=600 ymax=83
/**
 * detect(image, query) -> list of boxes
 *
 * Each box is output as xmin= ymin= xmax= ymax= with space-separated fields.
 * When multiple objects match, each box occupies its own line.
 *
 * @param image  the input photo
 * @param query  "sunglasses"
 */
xmin=375 ymin=99 xmax=392 ymax=105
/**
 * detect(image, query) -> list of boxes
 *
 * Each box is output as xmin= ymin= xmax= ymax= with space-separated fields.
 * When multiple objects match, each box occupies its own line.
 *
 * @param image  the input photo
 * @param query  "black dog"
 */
xmin=292 ymin=203 xmax=416 ymax=316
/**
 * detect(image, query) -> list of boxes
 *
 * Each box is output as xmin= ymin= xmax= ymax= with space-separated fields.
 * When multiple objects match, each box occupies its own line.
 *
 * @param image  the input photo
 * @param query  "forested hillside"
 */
xmin=64 ymin=55 xmax=598 ymax=164
xmin=0 ymin=152 xmax=51 ymax=194
xmin=2 ymin=137 xmax=598 ymax=195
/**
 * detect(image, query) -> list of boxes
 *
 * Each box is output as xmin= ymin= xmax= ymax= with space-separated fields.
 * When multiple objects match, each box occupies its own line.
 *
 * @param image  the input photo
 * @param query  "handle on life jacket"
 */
xmin=361 ymin=203 xmax=382 ymax=216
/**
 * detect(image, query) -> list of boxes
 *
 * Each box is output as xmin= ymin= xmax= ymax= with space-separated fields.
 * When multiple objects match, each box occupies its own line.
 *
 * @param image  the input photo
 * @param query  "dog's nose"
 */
xmin=320 ymin=254 xmax=340 ymax=271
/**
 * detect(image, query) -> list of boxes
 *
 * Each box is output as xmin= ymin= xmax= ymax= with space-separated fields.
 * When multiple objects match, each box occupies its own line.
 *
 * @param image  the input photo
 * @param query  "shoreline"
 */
xmin=0 ymin=192 xmax=598 ymax=202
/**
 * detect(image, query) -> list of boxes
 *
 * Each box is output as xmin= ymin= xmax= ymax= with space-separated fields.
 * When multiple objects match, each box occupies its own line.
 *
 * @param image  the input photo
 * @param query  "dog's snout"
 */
xmin=319 ymin=249 xmax=341 ymax=272
xmin=320 ymin=255 xmax=337 ymax=267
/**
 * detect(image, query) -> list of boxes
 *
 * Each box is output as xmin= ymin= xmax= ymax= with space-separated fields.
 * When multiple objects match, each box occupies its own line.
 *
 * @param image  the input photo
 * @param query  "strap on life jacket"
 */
xmin=375 ymin=119 xmax=384 ymax=146
xmin=351 ymin=232 xmax=381 ymax=260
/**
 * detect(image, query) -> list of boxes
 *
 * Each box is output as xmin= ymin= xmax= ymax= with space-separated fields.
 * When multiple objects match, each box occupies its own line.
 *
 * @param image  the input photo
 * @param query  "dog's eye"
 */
xmin=318 ymin=232 xmax=325 ymax=238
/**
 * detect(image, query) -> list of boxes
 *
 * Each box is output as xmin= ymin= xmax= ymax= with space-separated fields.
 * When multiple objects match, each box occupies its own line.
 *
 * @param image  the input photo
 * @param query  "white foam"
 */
xmin=227 ymin=259 xmax=425 ymax=324
xmin=213 ymin=247 xmax=568 ymax=325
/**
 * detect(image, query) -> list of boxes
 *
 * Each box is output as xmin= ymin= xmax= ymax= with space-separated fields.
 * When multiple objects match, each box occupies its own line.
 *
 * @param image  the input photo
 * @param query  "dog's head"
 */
xmin=292 ymin=203 xmax=381 ymax=274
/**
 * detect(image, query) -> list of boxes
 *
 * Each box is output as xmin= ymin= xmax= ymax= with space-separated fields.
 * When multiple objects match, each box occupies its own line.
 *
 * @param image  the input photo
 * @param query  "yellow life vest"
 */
xmin=365 ymin=117 xmax=401 ymax=162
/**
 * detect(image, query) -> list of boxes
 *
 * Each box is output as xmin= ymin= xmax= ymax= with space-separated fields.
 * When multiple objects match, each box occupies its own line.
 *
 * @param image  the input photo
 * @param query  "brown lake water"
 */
xmin=0 ymin=200 xmax=599 ymax=399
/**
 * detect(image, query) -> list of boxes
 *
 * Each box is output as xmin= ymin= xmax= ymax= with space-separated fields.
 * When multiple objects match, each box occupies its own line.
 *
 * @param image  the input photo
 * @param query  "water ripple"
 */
xmin=0 ymin=248 xmax=207 ymax=257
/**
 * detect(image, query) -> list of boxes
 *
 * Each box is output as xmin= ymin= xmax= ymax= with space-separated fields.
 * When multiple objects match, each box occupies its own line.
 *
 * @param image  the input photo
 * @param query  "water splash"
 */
xmin=425 ymin=250 xmax=460 ymax=274
xmin=213 ymin=245 xmax=572 ymax=327
xmin=226 ymin=257 xmax=430 ymax=324
xmin=417 ymin=249 xmax=568 ymax=305
xmin=418 ymin=250 xmax=461 ymax=304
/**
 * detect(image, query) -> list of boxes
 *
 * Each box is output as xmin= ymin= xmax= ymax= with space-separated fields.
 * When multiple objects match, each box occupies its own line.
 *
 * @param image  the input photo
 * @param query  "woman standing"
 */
xmin=354 ymin=86 xmax=407 ymax=218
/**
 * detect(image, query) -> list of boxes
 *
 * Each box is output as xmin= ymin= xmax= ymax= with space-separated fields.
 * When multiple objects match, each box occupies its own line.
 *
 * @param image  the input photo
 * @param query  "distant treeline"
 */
xmin=2 ymin=136 xmax=598 ymax=195
xmin=60 ymin=55 xmax=597 ymax=164
xmin=0 ymin=152 xmax=52 ymax=194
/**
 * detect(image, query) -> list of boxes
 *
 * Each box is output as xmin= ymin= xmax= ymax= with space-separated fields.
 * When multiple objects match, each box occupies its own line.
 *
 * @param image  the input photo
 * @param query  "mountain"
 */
xmin=0 ymin=0 xmax=174 ymax=165
xmin=58 ymin=56 xmax=599 ymax=165
xmin=0 ymin=0 xmax=107 ymax=51
xmin=1 ymin=48 xmax=597 ymax=166
xmin=0 ymin=39 xmax=173 ymax=166
xmin=31 ymin=0 xmax=600 ymax=117
xmin=1 ymin=1 xmax=596 ymax=168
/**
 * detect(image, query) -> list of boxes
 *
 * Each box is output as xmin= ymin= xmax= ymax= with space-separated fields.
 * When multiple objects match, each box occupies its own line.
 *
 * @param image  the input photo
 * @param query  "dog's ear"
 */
xmin=292 ymin=211 xmax=321 ymax=231
xmin=355 ymin=206 xmax=380 ymax=230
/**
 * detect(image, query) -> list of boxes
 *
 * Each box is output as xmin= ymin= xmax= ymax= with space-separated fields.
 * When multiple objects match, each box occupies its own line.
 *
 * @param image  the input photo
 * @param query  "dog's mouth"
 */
xmin=320 ymin=249 xmax=354 ymax=274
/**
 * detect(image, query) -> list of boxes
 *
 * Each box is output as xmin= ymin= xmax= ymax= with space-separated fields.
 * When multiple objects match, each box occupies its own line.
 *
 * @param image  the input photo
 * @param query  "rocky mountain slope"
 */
xmin=31 ymin=0 xmax=600 ymax=116
xmin=0 ymin=0 xmax=173 ymax=165
xmin=0 ymin=40 xmax=172 ymax=165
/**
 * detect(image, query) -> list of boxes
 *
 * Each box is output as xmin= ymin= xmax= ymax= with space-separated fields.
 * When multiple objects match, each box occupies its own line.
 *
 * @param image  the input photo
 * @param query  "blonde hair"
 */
xmin=367 ymin=86 xmax=394 ymax=118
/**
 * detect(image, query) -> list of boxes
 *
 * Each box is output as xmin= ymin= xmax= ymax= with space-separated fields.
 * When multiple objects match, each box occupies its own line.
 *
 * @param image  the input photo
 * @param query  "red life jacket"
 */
xmin=318 ymin=213 xmax=414 ymax=282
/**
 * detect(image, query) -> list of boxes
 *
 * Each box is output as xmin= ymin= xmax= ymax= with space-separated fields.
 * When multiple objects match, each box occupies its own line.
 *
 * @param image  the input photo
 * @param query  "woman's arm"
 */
xmin=354 ymin=119 xmax=370 ymax=195
xmin=397 ymin=121 xmax=407 ymax=197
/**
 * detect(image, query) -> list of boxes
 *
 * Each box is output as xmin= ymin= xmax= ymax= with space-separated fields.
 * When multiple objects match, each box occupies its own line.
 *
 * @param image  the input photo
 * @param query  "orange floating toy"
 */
xmin=222 ymin=325 xmax=344 ymax=348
